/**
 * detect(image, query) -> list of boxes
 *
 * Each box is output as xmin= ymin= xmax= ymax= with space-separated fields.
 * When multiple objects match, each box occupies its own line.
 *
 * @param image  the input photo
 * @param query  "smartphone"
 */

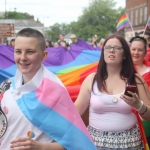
xmin=124 ymin=85 xmax=137 ymax=97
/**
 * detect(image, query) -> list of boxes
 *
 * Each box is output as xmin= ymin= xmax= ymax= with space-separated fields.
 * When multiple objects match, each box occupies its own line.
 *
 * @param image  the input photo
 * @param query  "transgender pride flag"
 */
xmin=10 ymin=65 xmax=97 ymax=150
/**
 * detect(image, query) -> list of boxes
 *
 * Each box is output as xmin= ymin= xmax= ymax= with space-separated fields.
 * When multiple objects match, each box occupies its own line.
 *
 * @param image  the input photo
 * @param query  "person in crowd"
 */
xmin=130 ymin=36 xmax=150 ymax=146
xmin=145 ymin=36 xmax=150 ymax=62
xmin=75 ymin=34 xmax=150 ymax=150
xmin=3 ymin=39 xmax=9 ymax=46
xmin=61 ymin=41 xmax=67 ymax=48
xmin=89 ymin=35 xmax=98 ymax=47
xmin=70 ymin=34 xmax=77 ymax=45
xmin=98 ymin=38 xmax=105 ymax=49
xmin=58 ymin=33 xmax=69 ymax=48
xmin=0 ymin=28 xmax=97 ymax=150
xmin=45 ymin=40 xmax=53 ymax=48
xmin=10 ymin=39 xmax=15 ymax=47
xmin=54 ymin=41 xmax=60 ymax=47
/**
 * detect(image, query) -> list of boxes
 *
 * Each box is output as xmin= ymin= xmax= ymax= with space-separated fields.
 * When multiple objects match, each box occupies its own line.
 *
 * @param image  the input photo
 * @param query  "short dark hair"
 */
xmin=10 ymin=39 xmax=15 ymax=46
xmin=92 ymin=34 xmax=137 ymax=93
xmin=129 ymin=36 xmax=147 ymax=51
xmin=45 ymin=40 xmax=53 ymax=47
xmin=10 ymin=39 xmax=15 ymax=42
xmin=16 ymin=28 xmax=46 ymax=50
xmin=59 ymin=33 xmax=65 ymax=36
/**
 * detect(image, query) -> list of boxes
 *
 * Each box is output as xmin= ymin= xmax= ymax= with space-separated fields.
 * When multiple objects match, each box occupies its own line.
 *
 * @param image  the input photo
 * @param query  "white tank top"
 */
xmin=89 ymin=82 xmax=137 ymax=131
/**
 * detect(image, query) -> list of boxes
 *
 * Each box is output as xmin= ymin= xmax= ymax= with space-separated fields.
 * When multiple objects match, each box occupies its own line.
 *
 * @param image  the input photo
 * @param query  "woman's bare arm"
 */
xmin=74 ymin=73 xmax=95 ymax=116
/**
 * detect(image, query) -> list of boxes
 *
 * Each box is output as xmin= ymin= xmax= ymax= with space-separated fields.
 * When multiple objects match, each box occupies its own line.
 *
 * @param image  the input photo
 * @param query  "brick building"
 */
xmin=125 ymin=0 xmax=150 ymax=41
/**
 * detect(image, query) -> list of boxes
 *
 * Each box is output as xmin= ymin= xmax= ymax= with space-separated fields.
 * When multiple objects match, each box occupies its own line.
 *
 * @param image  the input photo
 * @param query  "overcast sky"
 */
xmin=0 ymin=0 xmax=125 ymax=27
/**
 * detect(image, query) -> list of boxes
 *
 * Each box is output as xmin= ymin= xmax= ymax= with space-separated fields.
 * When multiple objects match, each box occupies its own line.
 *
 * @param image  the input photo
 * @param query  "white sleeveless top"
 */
xmin=89 ymin=82 xmax=137 ymax=131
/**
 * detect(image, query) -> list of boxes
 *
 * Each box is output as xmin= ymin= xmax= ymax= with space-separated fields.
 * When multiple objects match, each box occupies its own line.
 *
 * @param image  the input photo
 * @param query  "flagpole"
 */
xmin=143 ymin=16 xmax=150 ymax=36
xmin=125 ymin=12 xmax=135 ymax=36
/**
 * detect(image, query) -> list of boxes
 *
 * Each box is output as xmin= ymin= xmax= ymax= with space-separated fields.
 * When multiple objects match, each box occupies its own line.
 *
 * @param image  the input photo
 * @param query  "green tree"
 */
xmin=6 ymin=11 xmax=32 ymax=19
xmin=49 ymin=23 xmax=61 ymax=42
xmin=71 ymin=0 xmax=125 ymax=41
xmin=0 ymin=11 xmax=40 ymax=22
xmin=46 ymin=0 xmax=125 ymax=42
xmin=48 ymin=23 xmax=71 ymax=42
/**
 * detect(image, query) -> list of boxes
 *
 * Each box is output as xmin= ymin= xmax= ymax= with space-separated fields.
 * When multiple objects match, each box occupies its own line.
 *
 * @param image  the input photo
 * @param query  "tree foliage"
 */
xmin=47 ymin=0 xmax=125 ymax=42
xmin=5 ymin=11 xmax=32 ymax=20
xmin=2 ymin=0 xmax=125 ymax=42
xmin=72 ymin=0 xmax=125 ymax=40
xmin=48 ymin=23 xmax=71 ymax=41
xmin=0 ymin=11 xmax=41 ymax=23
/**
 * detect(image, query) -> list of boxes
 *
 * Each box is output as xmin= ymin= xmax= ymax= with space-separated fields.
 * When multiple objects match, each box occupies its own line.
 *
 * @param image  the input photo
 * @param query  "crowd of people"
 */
xmin=3 ymin=33 xmax=105 ymax=50
xmin=0 ymin=27 xmax=150 ymax=150
xmin=45 ymin=33 xmax=105 ymax=50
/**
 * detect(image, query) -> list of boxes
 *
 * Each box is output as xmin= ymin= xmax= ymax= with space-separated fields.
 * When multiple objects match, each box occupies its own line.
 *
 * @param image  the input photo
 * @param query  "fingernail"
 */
xmin=127 ymin=91 xmax=131 ymax=93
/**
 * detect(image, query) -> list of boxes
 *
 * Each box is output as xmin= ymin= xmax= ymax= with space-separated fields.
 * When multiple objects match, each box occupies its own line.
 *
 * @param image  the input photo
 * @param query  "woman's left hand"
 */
xmin=10 ymin=137 xmax=42 ymax=150
xmin=120 ymin=91 xmax=142 ymax=109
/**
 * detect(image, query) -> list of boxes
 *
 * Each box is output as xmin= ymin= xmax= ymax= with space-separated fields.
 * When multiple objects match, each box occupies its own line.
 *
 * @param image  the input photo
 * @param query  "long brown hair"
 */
xmin=92 ymin=34 xmax=137 ymax=93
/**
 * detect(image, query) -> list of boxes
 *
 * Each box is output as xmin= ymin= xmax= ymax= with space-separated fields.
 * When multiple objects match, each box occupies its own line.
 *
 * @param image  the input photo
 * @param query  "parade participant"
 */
xmin=89 ymin=35 xmax=98 ymax=47
xmin=75 ymin=34 xmax=150 ymax=149
xmin=130 ymin=36 xmax=150 ymax=146
xmin=10 ymin=39 xmax=15 ymax=47
xmin=70 ymin=34 xmax=77 ymax=45
xmin=54 ymin=42 xmax=60 ymax=47
xmin=58 ymin=33 xmax=69 ymax=48
xmin=98 ymin=38 xmax=105 ymax=49
xmin=45 ymin=40 xmax=53 ymax=48
xmin=0 ymin=28 xmax=97 ymax=150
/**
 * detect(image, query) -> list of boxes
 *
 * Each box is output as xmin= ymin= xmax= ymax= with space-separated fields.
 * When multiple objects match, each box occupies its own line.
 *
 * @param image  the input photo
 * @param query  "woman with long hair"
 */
xmin=75 ymin=34 xmax=150 ymax=149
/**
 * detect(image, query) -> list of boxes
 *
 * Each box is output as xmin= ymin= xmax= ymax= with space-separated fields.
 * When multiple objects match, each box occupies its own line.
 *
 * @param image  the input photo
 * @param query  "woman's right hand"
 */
xmin=120 ymin=91 xmax=142 ymax=109
xmin=10 ymin=137 xmax=42 ymax=150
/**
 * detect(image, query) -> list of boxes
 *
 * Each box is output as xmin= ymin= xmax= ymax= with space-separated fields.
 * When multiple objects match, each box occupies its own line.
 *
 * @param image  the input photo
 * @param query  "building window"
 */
xmin=131 ymin=10 xmax=134 ymax=25
xmin=140 ymin=7 xmax=143 ymax=23
xmin=135 ymin=9 xmax=138 ymax=25
xmin=144 ymin=6 xmax=147 ymax=22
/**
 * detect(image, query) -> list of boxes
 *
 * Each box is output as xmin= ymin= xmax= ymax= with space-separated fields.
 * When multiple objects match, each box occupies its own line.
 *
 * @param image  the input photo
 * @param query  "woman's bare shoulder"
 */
xmin=81 ymin=72 xmax=96 ymax=91
xmin=84 ymin=72 xmax=96 ymax=82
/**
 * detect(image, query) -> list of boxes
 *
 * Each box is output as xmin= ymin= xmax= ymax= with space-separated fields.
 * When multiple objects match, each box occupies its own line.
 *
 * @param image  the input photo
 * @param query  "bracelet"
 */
xmin=136 ymin=101 xmax=143 ymax=112
xmin=140 ymin=105 xmax=148 ymax=115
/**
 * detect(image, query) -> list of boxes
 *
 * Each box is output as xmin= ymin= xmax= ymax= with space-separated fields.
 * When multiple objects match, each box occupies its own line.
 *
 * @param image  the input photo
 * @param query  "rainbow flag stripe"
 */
xmin=0 ymin=39 xmax=101 ymax=84
xmin=132 ymin=109 xmax=150 ymax=150
xmin=148 ymin=17 xmax=150 ymax=26
xmin=116 ymin=14 xmax=130 ymax=31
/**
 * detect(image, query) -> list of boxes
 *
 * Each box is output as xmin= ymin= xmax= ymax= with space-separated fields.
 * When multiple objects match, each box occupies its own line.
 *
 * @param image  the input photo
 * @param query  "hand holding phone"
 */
xmin=124 ymin=85 xmax=137 ymax=97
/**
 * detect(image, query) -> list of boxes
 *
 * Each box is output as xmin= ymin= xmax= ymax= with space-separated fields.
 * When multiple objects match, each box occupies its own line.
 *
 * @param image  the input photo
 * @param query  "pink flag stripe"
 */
xmin=35 ymin=78 xmax=92 ymax=140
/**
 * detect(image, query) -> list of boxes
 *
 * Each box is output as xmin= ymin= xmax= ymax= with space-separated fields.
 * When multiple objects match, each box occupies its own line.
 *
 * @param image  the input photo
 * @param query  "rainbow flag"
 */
xmin=148 ymin=17 xmax=150 ymax=26
xmin=116 ymin=14 xmax=130 ymax=31
xmin=132 ymin=109 xmax=150 ymax=150
xmin=0 ymin=39 xmax=101 ymax=103
xmin=141 ymin=60 xmax=150 ymax=146
xmin=0 ymin=39 xmax=101 ymax=84
xmin=8 ymin=65 xmax=97 ymax=150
